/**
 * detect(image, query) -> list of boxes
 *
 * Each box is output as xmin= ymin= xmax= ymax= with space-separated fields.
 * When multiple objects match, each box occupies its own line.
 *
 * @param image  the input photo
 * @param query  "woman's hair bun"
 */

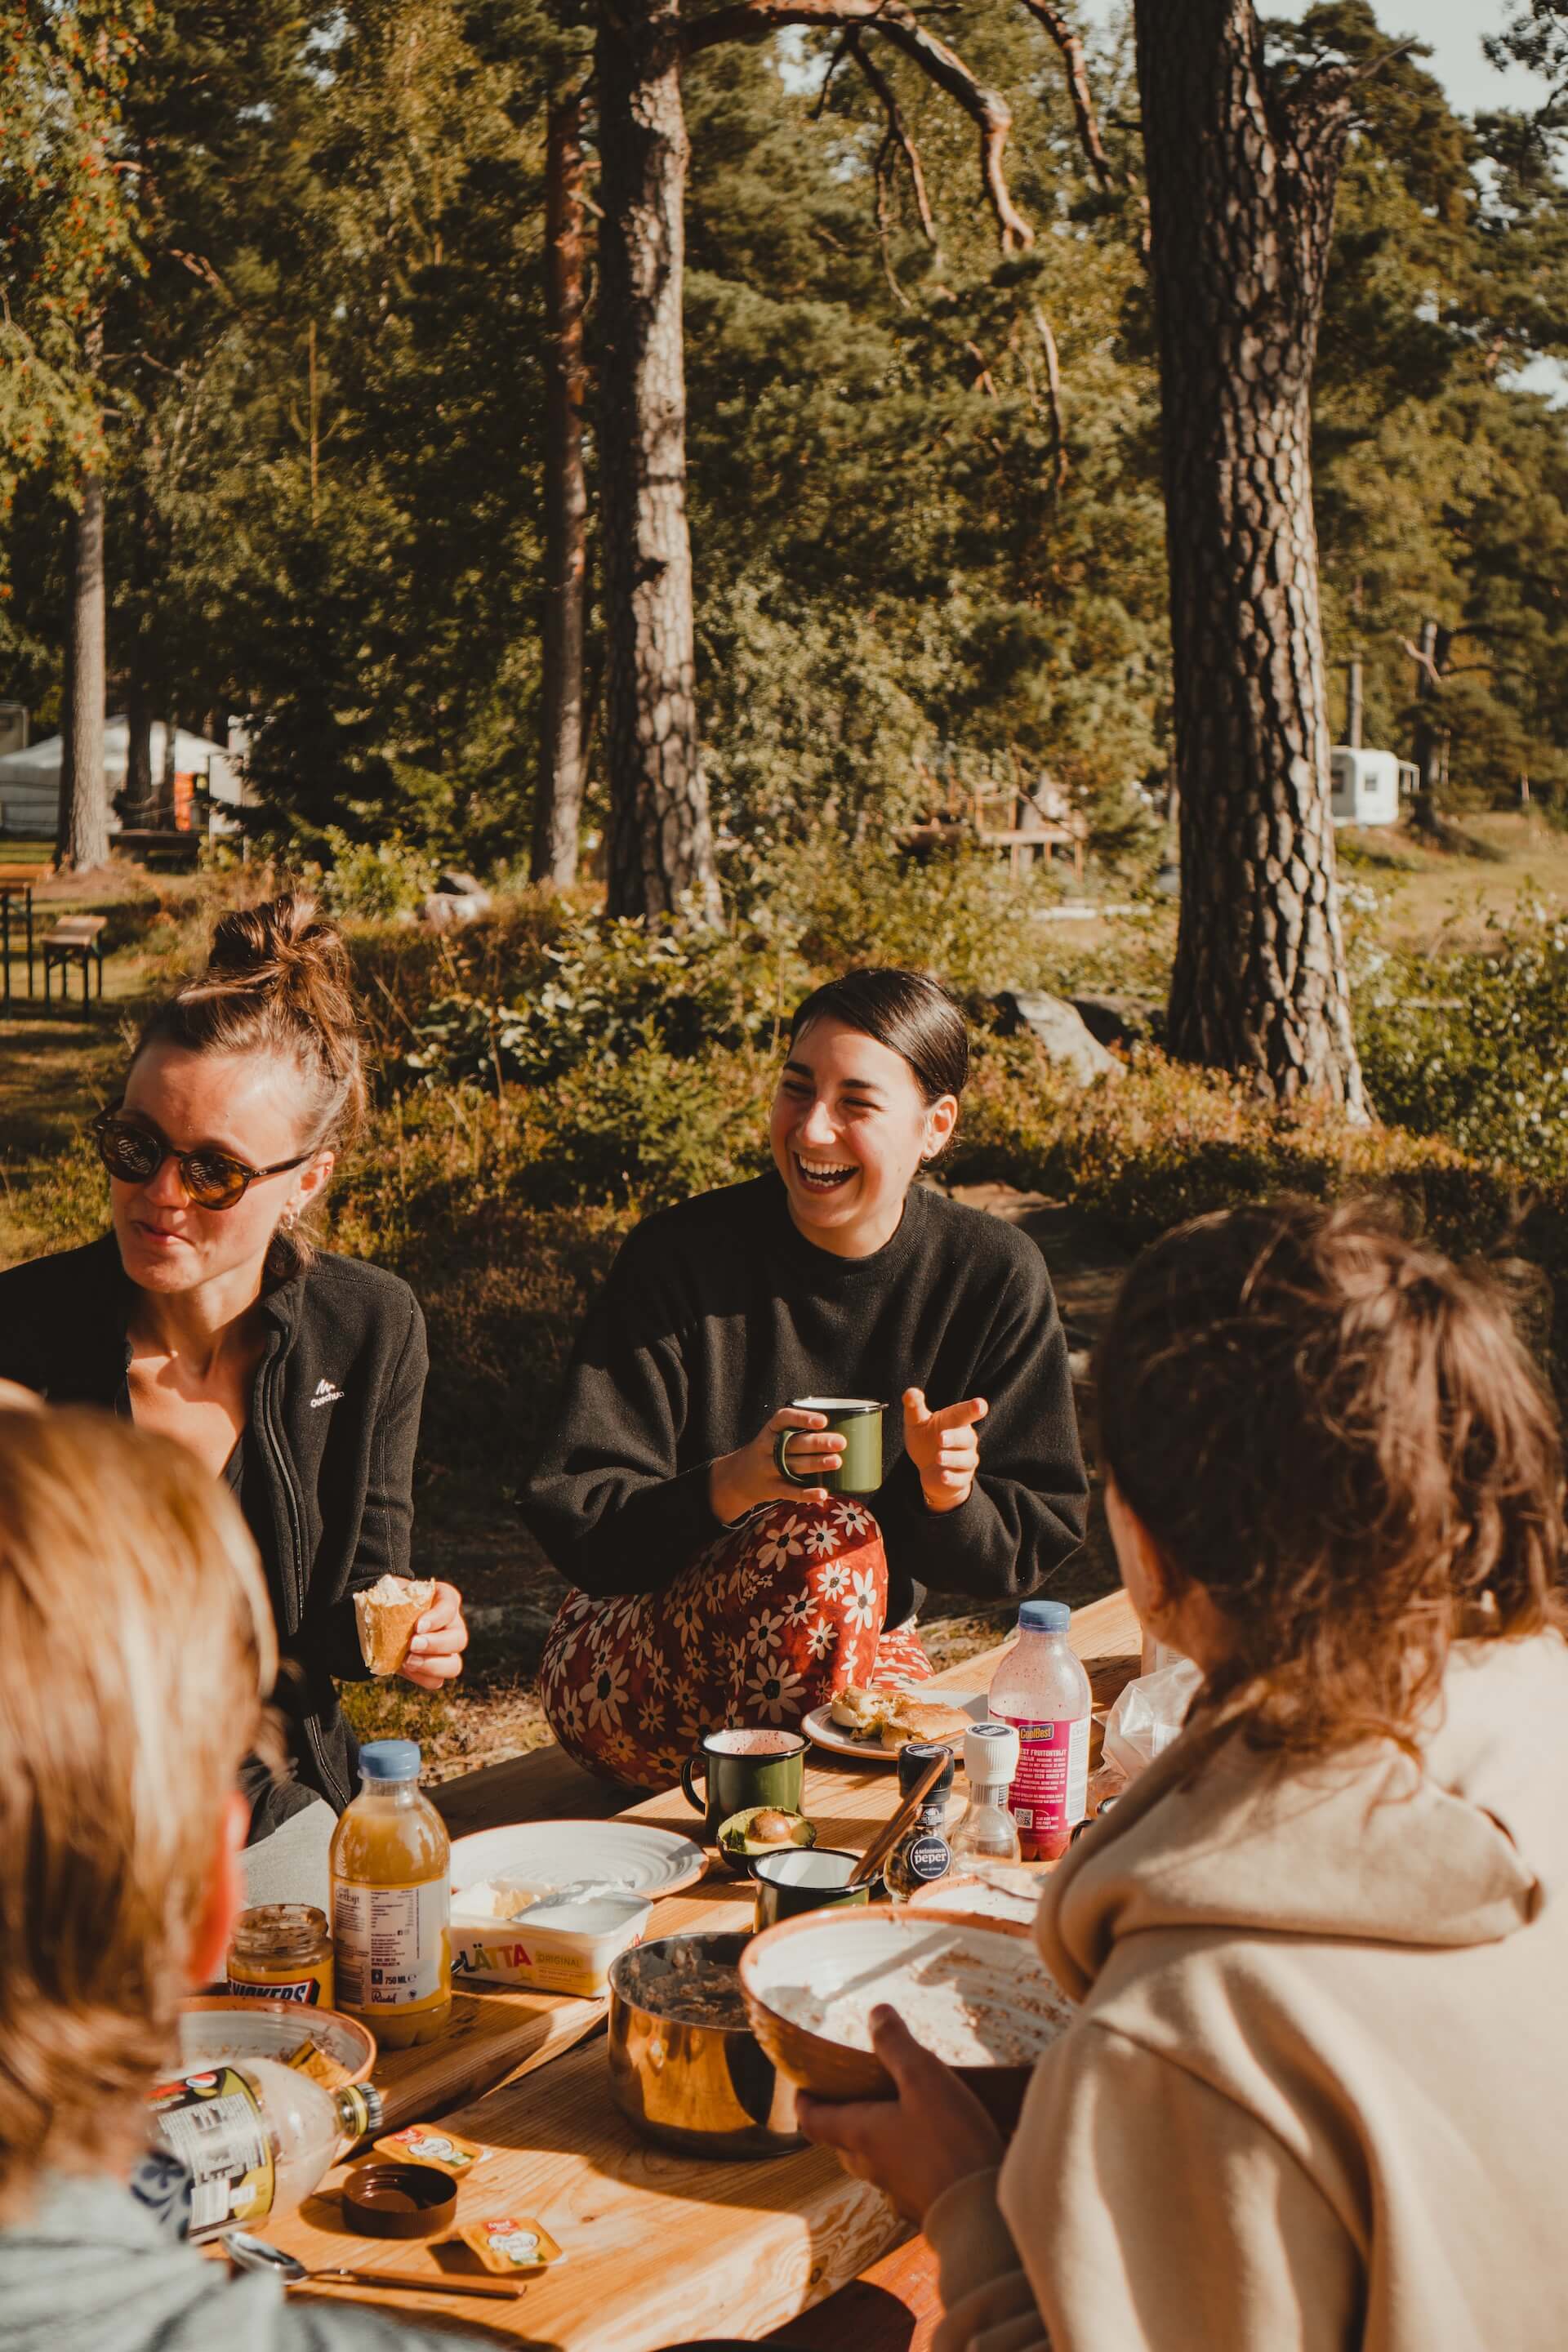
xmin=205 ymin=889 xmax=352 ymax=1000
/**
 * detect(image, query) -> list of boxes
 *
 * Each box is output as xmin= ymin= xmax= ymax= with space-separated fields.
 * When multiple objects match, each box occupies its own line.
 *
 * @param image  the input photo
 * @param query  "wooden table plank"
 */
xmin=259 ymin=1586 xmax=1143 ymax=2349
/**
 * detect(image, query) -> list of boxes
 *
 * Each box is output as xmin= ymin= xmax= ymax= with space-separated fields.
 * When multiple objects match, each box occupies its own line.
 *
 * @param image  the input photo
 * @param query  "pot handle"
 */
xmin=679 ymin=1752 xmax=706 ymax=1813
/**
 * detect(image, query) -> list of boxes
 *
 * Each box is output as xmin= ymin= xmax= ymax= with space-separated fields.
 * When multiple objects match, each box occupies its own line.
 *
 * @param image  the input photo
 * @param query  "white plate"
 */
xmin=802 ymin=1690 xmax=987 ymax=1766
xmin=448 ymin=1818 xmax=706 ymax=1917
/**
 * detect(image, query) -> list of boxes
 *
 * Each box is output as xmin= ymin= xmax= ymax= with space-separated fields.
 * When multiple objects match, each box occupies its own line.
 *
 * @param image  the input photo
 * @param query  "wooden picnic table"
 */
xmin=265 ymin=1588 xmax=1140 ymax=2347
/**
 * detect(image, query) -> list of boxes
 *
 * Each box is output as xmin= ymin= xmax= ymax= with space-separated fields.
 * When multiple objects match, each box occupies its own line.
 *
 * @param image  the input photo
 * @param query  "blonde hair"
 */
xmin=0 ymin=1407 xmax=277 ymax=2220
xmin=131 ymin=892 xmax=367 ymax=1271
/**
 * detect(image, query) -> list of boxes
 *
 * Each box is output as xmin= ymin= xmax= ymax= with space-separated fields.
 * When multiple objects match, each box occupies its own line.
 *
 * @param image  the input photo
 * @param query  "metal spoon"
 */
xmin=221 ymin=2230 xmax=523 ymax=2301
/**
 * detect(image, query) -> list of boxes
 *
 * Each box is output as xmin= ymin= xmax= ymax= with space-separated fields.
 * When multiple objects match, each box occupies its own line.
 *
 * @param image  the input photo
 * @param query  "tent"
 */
xmin=0 ymin=719 xmax=247 ymax=839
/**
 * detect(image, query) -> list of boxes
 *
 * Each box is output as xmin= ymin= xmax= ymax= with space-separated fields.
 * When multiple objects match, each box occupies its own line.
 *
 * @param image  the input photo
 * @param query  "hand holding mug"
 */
xmin=709 ymin=1407 xmax=844 ymax=1525
xmin=903 ymin=1388 xmax=987 ymax=1514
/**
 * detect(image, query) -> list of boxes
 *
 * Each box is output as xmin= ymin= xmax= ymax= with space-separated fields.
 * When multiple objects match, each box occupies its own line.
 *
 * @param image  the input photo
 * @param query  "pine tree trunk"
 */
xmin=126 ymin=675 xmax=154 ymax=812
xmin=1134 ymin=0 xmax=1364 ymax=1111
xmin=597 ymin=0 xmax=723 ymax=924
xmin=533 ymin=89 xmax=590 ymax=889
xmin=1410 ymin=617 xmax=1450 ymax=835
xmin=60 ymin=473 xmax=110 ymax=872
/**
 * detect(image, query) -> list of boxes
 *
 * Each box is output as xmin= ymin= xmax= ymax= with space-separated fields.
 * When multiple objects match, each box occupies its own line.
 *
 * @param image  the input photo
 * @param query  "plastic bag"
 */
xmin=1102 ymin=1655 xmax=1202 ymax=1780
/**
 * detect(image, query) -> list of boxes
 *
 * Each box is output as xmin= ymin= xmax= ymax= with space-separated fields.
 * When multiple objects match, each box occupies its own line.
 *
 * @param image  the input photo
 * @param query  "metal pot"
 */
xmin=607 ymin=1930 xmax=803 ymax=2158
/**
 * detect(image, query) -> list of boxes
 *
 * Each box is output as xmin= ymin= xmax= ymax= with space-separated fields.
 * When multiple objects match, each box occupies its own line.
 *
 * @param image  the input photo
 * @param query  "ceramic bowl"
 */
xmin=738 ymin=1906 xmax=1072 ymax=2130
xmin=179 ymin=1996 xmax=376 ymax=2087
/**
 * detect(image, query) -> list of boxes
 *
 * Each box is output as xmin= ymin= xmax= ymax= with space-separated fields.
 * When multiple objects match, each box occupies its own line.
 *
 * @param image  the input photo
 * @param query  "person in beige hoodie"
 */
xmin=800 ymin=1200 xmax=1568 ymax=2352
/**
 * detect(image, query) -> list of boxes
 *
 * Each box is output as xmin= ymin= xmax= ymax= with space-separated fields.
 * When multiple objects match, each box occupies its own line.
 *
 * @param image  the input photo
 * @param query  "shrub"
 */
xmin=1356 ymin=906 xmax=1568 ymax=1182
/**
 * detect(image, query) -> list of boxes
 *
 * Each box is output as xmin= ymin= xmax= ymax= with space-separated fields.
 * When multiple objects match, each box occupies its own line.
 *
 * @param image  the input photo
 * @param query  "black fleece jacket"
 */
xmin=523 ymin=1174 xmax=1088 ymax=1628
xmin=0 ymin=1234 xmax=427 ymax=1824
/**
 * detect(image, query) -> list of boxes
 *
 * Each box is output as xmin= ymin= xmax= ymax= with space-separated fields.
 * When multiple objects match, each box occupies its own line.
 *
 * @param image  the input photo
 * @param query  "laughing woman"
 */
xmin=523 ymin=968 xmax=1088 ymax=1788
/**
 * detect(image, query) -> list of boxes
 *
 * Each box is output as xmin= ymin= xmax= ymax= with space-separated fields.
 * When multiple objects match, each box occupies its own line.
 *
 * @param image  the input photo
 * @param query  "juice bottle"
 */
xmin=330 ymin=1740 xmax=452 ymax=2047
xmin=988 ymin=1600 xmax=1093 ymax=1862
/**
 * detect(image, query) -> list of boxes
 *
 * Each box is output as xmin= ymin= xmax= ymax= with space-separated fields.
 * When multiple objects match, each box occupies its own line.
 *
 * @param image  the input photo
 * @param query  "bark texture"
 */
xmin=599 ymin=0 xmax=722 ymax=924
xmin=533 ymin=89 xmax=590 ymax=889
xmin=1135 ymin=0 xmax=1364 ymax=1111
xmin=60 ymin=473 xmax=111 ymax=872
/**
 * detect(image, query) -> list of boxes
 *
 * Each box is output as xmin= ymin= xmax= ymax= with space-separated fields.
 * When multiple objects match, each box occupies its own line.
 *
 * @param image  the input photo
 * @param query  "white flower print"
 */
xmin=746 ymin=1606 xmax=790 ymax=1650
xmin=832 ymin=1501 xmax=873 ymax=1538
xmin=550 ymin=1686 xmax=586 ymax=1746
xmin=630 ymin=1621 xmax=659 ymax=1671
xmin=815 ymin=1561 xmax=850 ymax=1601
xmin=802 ymin=1520 xmax=840 ymax=1559
xmin=644 ymin=1650 xmax=672 ymax=1700
xmin=806 ymin=1617 xmax=836 ymax=1661
xmin=847 ymin=1566 xmax=880 ymax=1632
xmin=746 ymin=1650 xmax=807 ymax=1724
xmin=755 ymin=1525 xmax=805 ymax=1574
xmin=585 ymin=1657 xmax=630 ymax=1733
xmin=781 ymin=1586 xmax=816 ymax=1629
xmin=669 ymin=1590 xmax=704 ymax=1648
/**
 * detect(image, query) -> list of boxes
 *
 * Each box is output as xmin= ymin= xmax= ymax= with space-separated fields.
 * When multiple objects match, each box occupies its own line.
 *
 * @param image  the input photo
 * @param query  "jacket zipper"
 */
xmin=261 ymin=1340 xmax=352 ymax=1812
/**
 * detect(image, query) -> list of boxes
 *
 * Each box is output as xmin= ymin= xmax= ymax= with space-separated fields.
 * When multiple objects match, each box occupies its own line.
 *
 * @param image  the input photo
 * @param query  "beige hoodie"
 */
xmin=925 ymin=1633 xmax=1568 ymax=2352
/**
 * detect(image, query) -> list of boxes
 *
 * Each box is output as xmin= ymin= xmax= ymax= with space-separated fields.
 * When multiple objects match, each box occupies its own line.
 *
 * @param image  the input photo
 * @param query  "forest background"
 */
xmin=8 ymin=0 xmax=1568 ymax=1770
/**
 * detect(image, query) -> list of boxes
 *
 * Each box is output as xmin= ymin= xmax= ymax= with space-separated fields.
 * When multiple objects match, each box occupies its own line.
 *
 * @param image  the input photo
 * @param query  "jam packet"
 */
xmin=372 ymin=2124 xmax=488 ymax=2177
xmin=460 ymin=2216 xmax=563 ymax=2274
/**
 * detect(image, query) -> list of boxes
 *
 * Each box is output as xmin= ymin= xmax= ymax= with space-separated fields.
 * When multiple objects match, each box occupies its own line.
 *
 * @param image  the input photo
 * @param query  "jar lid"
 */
xmin=1018 ymin=1598 xmax=1071 ymax=1633
xmin=898 ymin=1741 xmax=956 ymax=1797
xmin=359 ymin=1740 xmax=421 ymax=1780
xmin=341 ymin=2158 xmax=454 ymax=2237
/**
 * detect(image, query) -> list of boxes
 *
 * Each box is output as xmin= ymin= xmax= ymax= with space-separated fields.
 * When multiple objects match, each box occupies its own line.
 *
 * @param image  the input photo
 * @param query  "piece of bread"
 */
xmin=354 ymin=1573 xmax=436 ymax=1676
xmin=828 ymin=1685 xmax=896 ymax=1737
xmin=879 ymin=1694 xmax=975 ymax=1753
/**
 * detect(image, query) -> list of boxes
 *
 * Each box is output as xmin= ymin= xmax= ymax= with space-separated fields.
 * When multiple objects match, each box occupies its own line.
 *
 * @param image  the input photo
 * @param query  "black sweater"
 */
xmin=0 ymin=1233 xmax=428 ymax=1824
xmin=523 ymin=1175 xmax=1087 ymax=1628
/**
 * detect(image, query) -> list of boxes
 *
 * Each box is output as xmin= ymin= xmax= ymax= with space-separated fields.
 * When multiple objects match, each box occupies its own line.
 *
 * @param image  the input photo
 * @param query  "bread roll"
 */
xmin=879 ymin=1694 xmax=974 ymax=1752
xmin=354 ymin=1573 xmax=436 ymax=1675
xmin=828 ymin=1685 xmax=895 ymax=1736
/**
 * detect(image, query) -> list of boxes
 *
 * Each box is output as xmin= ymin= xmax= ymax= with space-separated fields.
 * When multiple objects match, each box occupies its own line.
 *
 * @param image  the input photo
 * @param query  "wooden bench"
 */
xmin=42 ymin=913 xmax=107 ymax=1009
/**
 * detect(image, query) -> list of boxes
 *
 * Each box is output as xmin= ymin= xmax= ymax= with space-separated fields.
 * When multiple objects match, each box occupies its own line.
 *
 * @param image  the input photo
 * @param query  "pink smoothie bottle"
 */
xmin=988 ymin=1598 xmax=1093 ymax=1861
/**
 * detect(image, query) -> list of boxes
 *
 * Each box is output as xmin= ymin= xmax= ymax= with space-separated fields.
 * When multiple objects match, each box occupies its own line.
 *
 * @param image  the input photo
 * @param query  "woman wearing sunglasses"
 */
xmin=0 ymin=891 xmax=468 ymax=1900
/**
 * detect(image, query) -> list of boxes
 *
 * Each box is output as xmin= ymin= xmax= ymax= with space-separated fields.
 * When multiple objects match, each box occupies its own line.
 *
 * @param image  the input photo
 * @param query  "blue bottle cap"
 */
xmin=359 ymin=1739 xmax=421 ymax=1781
xmin=1018 ymin=1598 xmax=1071 ymax=1633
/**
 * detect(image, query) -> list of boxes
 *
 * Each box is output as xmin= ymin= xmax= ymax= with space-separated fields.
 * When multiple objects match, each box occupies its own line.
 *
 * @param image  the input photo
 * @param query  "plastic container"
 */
xmin=988 ymin=1601 xmax=1093 ymax=1861
xmin=330 ymin=1740 xmax=452 ymax=2047
xmin=144 ymin=2053 xmax=381 ymax=2243
xmin=950 ymin=1722 xmax=1023 ymax=1868
xmin=450 ymin=1891 xmax=651 ymax=1994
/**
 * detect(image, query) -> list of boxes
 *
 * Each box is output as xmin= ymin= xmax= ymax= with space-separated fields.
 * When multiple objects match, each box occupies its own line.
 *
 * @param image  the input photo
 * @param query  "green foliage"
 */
xmin=0 ymin=2 xmax=150 ymax=511
xmin=314 ymin=827 xmax=433 ymax=921
xmin=1356 ymin=905 xmax=1568 ymax=1178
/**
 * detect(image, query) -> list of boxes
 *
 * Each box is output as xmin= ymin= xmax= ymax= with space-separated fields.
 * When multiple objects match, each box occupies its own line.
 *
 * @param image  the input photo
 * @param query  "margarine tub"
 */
xmin=450 ymin=1891 xmax=652 ymax=1994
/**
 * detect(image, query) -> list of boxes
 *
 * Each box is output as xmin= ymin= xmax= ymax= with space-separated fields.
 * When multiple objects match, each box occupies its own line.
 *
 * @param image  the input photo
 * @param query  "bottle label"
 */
xmin=225 ymin=1972 xmax=323 ymax=2005
xmin=997 ymin=1712 xmax=1090 ymax=1851
xmin=146 ymin=2065 xmax=275 ymax=2242
xmin=333 ymin=1876 xmax=448 ymax=2009
xmin=905 ymin=1833 xmax=951 ymax=1883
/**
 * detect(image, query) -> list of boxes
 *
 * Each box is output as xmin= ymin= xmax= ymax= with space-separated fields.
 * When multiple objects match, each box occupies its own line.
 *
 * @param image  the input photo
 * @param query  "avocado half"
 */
xmin=715 ymin=1806 xmax=817 ymax=1874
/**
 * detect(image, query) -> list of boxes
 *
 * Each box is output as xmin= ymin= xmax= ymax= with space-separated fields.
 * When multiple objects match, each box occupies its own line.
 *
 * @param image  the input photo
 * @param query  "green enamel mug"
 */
xmin=680 ymin=1726 xmax=806 ymax=1840
xmin=773 ymin=1397 xmax=885 ymax=1497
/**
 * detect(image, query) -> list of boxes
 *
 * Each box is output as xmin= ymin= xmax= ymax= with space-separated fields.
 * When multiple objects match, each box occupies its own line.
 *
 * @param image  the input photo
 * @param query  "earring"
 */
xmin=281 ymin=1207 xmax=297 ymax=1232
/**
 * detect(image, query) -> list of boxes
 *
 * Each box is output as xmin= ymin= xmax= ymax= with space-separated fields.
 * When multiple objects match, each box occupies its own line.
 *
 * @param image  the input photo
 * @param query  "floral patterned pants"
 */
xmin=538 ymin=1499 xmax=933 ymax=1789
